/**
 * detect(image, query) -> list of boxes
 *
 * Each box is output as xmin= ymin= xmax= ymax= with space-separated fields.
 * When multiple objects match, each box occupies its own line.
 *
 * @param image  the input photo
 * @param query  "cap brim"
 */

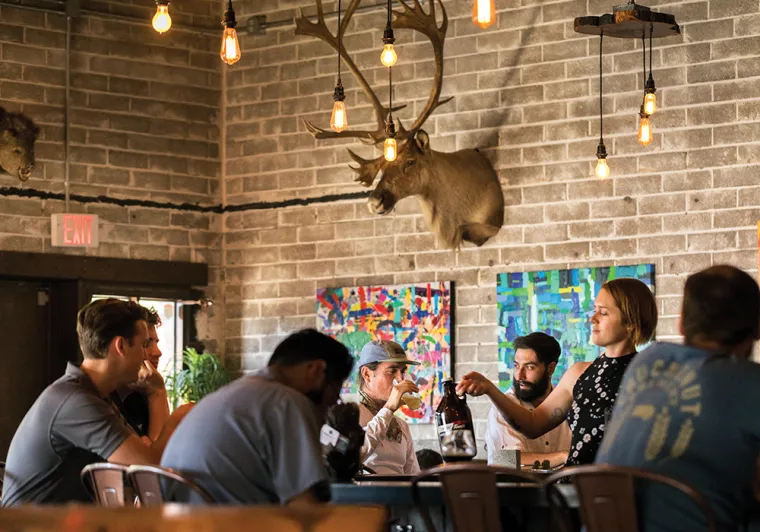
xmin=384 ymin=358 xmax=421 ymax=365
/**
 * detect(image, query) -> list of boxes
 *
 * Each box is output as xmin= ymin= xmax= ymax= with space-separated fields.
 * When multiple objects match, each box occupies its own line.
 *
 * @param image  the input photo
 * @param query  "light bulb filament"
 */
xmin=472 ymin=0 xmax=496 ymax=29
xmin=644 ymin=92 xmax=657 ymax=116
xmin=331 ymin=101 xmax=347 ymax=132
xmin=220 ymin=27 xmax=241 ymax=65
xmin=384 ymin=138 xmax=397 ymax=161
xmin=638 ymin=114 xmax=653 ymax=146
xmin=380 ymin=44 xmax=397 ymax=67
xmin=595 ymin=157 xmax=610 ymax=178
xmin=152 ymin=4 xmax=172 ymax=34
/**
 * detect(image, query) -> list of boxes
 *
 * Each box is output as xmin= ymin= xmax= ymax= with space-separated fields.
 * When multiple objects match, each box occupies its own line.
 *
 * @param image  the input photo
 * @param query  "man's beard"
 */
xmin=513 ymin=370 xmax=551 ymax=402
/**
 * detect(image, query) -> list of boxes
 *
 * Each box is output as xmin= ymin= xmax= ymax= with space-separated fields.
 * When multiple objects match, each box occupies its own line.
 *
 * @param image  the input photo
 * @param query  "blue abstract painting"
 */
xmin=496 ymin=264 xmax=655 ymax=391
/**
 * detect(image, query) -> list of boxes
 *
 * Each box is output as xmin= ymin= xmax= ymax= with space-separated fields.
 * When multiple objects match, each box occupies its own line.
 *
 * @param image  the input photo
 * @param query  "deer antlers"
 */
xmin=392 ymin=0 xmax=452 ymax=140
xmin=294 ymin=0 xmax=452 ymax=149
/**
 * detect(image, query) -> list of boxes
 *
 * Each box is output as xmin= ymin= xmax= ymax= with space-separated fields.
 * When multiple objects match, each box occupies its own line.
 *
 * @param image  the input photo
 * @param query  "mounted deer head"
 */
xmin=295 ymin=0 xmax=504 ymax=249
xmin=0 ymin=107 xmax=38 ymax=182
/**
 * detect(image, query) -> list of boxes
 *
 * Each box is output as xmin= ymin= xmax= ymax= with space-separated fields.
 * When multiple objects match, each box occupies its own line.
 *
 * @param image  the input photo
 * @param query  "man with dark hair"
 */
xmin=1 ymin=298 xmax=190 ymax=506
xmin=111 ymin=306 xmax=170 ymax=440
xmin=161 ymin=328 xmax=354 ymax=505
xmin=597 ymin=265 xmax=760 ymax=531
xmin=485 ymin=332 xmax=571 ymax=468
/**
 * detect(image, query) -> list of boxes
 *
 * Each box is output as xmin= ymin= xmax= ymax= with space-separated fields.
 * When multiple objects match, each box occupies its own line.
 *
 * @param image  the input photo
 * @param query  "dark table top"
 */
xmin=330 ymin=479 xmax=578 ymax=508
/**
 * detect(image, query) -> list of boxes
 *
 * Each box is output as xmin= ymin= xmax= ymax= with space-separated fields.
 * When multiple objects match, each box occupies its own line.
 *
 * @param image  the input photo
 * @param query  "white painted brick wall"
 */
xmin=224 ymin=0 xmax=760 ymax=446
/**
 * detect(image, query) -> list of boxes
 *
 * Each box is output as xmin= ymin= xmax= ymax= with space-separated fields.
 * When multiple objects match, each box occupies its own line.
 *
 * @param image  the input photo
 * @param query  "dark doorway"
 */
xmin=0 ymin=250 xmax=208 ymax=460
xmin=0 ymin=280 xmax=51 ymax=459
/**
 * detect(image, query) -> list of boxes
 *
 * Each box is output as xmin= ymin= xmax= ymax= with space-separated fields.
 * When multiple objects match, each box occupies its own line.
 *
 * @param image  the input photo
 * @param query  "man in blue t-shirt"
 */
xmin=161 ymin=329 xmax=354 ymax=505
xmin=597 ymin=265 xmax=760 ymax=531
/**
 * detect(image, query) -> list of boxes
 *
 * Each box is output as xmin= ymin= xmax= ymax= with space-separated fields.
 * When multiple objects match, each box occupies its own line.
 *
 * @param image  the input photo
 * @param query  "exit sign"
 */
xmin=51 ymin=213 xmax=99 ymax=247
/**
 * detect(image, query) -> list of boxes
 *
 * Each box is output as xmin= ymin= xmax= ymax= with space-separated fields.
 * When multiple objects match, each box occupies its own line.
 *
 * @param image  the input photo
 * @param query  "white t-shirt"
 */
xmin=485 ymin=388 xmax=572 ymax=465
xmin=359 ymin=403 xmax=420 ymax=475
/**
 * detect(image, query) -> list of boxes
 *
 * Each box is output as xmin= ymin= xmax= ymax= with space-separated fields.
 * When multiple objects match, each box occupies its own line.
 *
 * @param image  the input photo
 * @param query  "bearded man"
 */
xmin=485 ymin=332 xmax=571 ymax=468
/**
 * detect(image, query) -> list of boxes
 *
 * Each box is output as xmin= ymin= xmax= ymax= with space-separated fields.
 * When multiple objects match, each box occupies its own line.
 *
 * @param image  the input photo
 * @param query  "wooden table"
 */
xmin=0 ymin=504 xmax=387 ymax=532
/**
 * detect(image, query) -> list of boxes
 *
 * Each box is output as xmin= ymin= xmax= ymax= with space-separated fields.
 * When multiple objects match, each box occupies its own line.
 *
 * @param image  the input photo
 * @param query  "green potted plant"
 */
xmin=166 ymin=347 xmax=232 ymax=409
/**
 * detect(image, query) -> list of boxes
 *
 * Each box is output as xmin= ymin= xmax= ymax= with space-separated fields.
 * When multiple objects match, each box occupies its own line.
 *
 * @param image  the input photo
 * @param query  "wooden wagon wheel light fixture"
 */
xmin=380 ymin=0 xmax=397 ymax=67
xmin=152 ymin=0 xmax=171 ymax=34
xmin=575 ymin=1 xmax=679 ymax=176
xmin=221 ymin=0 xmax=242 ymax=65
xmin=330 ymin=0 xmax=348 ymax=132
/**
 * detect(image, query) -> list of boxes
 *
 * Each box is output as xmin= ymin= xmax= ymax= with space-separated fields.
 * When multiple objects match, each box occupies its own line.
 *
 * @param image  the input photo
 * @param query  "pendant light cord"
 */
xmin=649 ymin=24 xmax=653 ymax=79
xmin=387 ymin=0 xmax=393 ymax=130
xmin=642 ymin=31 xmax=646 ymax=94
xmin=388 ymin=64 xmax=393 ymax=127
xmin=599 ymin=32 xmax=603 ymax=143
xmin=337 ymin=0 xmax=341 ymax=84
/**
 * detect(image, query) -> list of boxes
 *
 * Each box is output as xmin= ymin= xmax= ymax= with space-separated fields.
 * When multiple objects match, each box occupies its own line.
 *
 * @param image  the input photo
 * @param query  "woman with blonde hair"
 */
xmin=458 ymin=277 xmax=657 ymax=466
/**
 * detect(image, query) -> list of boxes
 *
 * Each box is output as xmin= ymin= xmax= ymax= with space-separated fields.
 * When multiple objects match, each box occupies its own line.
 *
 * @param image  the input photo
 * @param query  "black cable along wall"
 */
xmin=0 ymin=186 xmax=370 ymax=213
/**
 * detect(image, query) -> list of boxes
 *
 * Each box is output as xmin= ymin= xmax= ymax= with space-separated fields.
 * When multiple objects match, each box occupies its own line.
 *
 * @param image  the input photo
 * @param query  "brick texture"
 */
xmin=6 ymin=0 xmax=760 ymax=448
xmin=221 ymin=0 xmax=760 ymax=447
xmin=0 ymin=0 xmax=223 ymax=350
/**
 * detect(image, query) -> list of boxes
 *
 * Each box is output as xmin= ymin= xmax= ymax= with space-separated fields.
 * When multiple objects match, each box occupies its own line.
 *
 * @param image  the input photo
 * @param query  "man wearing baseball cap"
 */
xmin=357 ymin=339 xmax=421 ymax=475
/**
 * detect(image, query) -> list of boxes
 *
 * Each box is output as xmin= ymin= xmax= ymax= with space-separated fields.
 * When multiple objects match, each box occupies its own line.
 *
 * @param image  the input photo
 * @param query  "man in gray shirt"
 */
xmin=1 ymin=299 xmax=191 ymax=506
xmin=161 ymin=329 xmax=354 ymax=505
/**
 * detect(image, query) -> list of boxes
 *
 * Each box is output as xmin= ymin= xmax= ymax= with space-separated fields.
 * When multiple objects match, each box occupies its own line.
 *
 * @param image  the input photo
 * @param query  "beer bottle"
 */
xmin=435 ymin=378 xmax=477 ymax=461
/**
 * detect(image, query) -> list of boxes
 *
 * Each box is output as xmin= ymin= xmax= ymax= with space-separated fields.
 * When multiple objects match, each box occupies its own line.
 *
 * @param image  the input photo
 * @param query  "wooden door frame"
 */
xmin=0 ymin=250 xmax=208 ymax=370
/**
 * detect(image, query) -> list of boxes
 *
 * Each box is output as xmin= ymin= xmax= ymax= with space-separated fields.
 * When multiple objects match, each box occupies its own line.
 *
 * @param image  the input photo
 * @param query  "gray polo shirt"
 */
xmin=161 ymin=368 xmax=329 ymax=504
xmin=1 ymin=363 xmax=133 ymax=506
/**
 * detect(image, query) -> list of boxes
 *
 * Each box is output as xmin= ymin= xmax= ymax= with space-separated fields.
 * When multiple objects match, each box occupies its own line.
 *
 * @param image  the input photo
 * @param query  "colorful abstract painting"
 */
xmin=316 ymin=282 xmax=452 ymax=424
xmin=496 ymin=264 xmax=655 ymax=392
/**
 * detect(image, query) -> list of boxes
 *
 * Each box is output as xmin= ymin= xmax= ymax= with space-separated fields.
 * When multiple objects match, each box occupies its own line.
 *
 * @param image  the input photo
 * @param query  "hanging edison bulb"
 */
xmin=152 ymin=0 xmax=172 ymax=34
xmin=643 ymin=91 xmax=657 ymax=115
xmin=330 ymin=0 xmax=347 ymax=132
xmin=380 ymin=4 xmax=397 ymax=67
xmin=384 ymin=137 xmax=397 ymax=161
xmin=595 ymin=157 xmax=610 ymax=178
xmin=638 ymin=107 xmax=653 ymax=147
xmin=330 ymin=82 xmax=347 ymax=132
xmin=331 ymin=101 xmax=347 ymax=132
xmin=221 ymin=27 xmax=241 ymax=65
xmin=472 ymin=0 xmax=496 ymax=29
xmin=384 ymin=120 xmax=397 ymax=161
xmin=221 ymin=1 xmax=241 ymax=65
xmin=643 ymin=30 xmax=657 ymax=115
xmin=595 ymin=142 xmax=610 ymax=178
xmin=380 ymin=43 xmax=397 ymax=67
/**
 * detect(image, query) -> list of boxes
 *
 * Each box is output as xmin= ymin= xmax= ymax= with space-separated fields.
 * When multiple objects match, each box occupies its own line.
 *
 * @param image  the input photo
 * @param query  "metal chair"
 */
xmin=545 ymin=464 xmax=718 ymax=532
xmin=127 ymin=464 xmax=214 ymax=506
xmin=80 ymin=463 xmax=130 ymax=507
xmin=411 ymin=463 xmax=544 ymax=532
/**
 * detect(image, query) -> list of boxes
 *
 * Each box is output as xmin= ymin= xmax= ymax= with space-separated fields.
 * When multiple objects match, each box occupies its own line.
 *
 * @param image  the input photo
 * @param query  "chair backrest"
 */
xmin=80 ymin=463 xmax=130 ymax=507
xmin=545 ymin=464 xmax=717 ymax=532
xmin=127 ymin=465 xmax=214 ymax=506
xmin=411 ymin=463 xmax=543 ymax=532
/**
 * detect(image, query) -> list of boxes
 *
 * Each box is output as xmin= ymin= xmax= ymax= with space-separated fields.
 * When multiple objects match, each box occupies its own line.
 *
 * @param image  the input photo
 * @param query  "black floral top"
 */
xmin=565 ymin=352 xmax=636 ymax=466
